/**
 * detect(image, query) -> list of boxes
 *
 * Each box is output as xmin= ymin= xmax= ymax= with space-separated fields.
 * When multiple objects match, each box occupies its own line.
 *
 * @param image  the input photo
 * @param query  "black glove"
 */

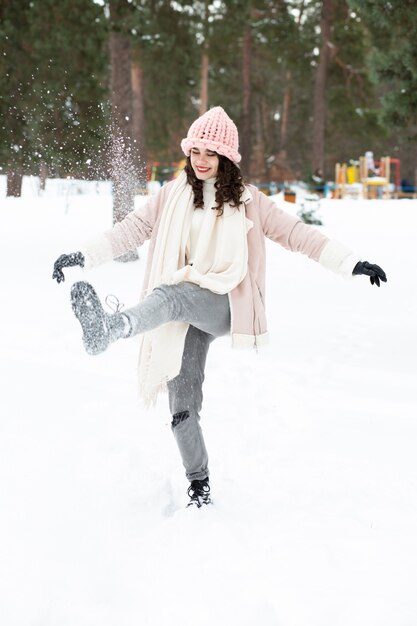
xmin=352 ymin=261 xmax=387 ymax=287
xmin=52 ymin=251 xmax=85 ymax=283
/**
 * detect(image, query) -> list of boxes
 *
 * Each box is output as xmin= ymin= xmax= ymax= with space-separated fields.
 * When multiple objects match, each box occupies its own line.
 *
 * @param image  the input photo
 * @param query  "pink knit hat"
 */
xmin=181 ymin=106 xmax=241 ymax=164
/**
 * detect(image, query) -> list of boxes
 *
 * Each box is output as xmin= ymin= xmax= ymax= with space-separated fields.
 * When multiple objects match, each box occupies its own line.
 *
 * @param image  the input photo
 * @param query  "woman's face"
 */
xmin=190 ymin=147 xmax=219 ymax=180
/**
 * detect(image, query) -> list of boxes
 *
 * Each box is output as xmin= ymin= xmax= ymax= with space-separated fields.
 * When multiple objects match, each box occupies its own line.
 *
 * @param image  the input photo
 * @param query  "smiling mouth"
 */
xmin=196 ymin=166 xmax=210 ymax=172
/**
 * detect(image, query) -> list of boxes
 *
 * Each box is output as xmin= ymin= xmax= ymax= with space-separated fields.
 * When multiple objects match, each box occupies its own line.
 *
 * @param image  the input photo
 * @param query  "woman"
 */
xmin=52 ymin=107 xmax=387 ymax=508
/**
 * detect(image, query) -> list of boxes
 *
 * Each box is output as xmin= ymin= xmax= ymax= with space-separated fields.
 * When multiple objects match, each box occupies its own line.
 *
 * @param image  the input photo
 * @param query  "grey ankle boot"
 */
xmin=70 ymin=281 xmax=130 ymax=355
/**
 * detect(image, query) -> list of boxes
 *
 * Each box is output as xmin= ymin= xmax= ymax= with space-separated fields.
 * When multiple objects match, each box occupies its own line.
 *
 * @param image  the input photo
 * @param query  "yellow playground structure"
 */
xmin=335 ymin=153 xmax=400 ymax=199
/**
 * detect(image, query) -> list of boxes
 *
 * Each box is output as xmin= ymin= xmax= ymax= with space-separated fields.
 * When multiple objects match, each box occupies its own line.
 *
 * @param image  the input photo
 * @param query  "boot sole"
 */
xmin=186 ymin=498 xmax=213 ymax=508
xmin=70 ymin=281 xmax=109 ymax=355
xmin=186 ymin=494 xmax=212 ymax=508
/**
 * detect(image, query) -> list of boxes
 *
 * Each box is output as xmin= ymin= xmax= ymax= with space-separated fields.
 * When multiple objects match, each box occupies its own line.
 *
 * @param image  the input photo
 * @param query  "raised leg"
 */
xmin=124 ymin=282 xmax=230 ymax=338
xmin=71 ymin=280 xmax=230 ymax=355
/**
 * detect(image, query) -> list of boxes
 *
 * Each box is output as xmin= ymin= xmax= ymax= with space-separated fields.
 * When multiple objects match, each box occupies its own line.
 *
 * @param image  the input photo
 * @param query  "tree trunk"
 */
xmin=39 ymin=162 xmax=48 ymax=192
xmin=7 ymin=168 xmax=23 ymax=197
xmin=199 ymin=0 xmax=210 ymax=115
xmin=251 ymin=103 xmax=265 ymax=181
xmin=131 ymin=54 xmax=147 ymax=190
xmin=199 ymin=45 xmax=209 ymax=115
xmin=278 ymin=70 xmax=291 ymax=161
xmin=278 ymin=4 xmax=306 ymax=164
xmin=109 ymin=1 xmax=138 ymax=261
xmin=109 ymin=26 xmax=134 ymax=221
xmin=312 ymin=0 xmax=333 ymax=176
xmin=241 ymin=26 xmax=252 ymax=178
xmin=109 ymin=31 xmax=133 ymax=138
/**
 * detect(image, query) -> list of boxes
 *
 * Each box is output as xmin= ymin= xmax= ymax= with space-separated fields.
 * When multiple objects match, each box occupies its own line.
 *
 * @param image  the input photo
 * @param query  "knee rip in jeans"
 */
xmin=171 ymin=410 xmax=190 ymax=428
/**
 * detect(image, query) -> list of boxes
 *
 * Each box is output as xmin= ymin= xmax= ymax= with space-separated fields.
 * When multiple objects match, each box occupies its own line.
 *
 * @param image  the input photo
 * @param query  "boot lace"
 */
xmin=104 ymin=294 xmax=131 ymax=338
xmin=187 ymin=479 xmax=211 ymax=508
xmin=105 ymin=294 xmax=124 ymax=313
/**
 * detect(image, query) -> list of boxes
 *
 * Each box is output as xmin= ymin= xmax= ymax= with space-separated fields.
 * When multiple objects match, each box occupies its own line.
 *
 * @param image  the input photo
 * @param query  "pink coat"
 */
xmin=102 ymin=180 xmax=330 ymax=348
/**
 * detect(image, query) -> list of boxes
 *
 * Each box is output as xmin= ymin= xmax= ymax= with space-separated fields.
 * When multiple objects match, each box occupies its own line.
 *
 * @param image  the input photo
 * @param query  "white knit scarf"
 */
xmin=138 ymin=170 xmax=252 ymax=406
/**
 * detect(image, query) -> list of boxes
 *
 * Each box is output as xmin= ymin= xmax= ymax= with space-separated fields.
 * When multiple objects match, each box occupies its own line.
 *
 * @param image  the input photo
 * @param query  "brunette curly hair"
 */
xmin=184 ymin=155 xmax=246 ymax=216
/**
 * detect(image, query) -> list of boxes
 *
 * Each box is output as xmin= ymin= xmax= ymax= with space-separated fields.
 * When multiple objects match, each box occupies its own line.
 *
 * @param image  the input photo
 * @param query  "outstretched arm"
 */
xmin=256 ymin=187 xmax=387 ymax=285
xmin=52 ymin=184 xmax=167 ymax=283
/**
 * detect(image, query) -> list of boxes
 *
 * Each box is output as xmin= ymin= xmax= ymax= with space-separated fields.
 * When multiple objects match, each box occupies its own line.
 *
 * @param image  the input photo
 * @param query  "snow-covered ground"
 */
xmin=1 ymin=181 xmax=416 ymax=626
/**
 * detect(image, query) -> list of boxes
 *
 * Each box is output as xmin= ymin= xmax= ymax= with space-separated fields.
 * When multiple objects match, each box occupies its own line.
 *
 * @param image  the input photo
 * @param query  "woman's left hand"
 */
xmin=352 ymin=261 xmax=387 ymax=287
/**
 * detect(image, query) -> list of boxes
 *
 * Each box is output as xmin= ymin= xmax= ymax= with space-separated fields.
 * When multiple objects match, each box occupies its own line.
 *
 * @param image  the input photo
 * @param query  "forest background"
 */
xmin=1 ymin=0 xmax=417 ymax=198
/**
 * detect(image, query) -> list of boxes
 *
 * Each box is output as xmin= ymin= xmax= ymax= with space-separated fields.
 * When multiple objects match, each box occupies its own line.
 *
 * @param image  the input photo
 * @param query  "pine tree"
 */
xmin=0 ymin=0 xmax=109 ymax=196
xmin=108 ymin=0 xmax=137 ymax=231
xmin=2 ymin=0 xmax=405 ymax=194
xmin=0 ymin=0 xmax=32 ymax=195
xmin=348 ymin=0 xmax=417 ymax=128
xmin=324 ymin=2 xmax=387 ymax=172
xmin=312 ymin=0 xmax=333 ymax=175
xmin=199 ymin=0 xmax=210 ymax=115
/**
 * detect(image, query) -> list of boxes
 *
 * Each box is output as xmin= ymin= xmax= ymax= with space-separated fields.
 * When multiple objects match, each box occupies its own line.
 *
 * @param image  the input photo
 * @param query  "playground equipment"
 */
xmin=335 ymin=155 xmax=400 ymax=199
xmin=147 ymin=160 xmax=186 ymax=184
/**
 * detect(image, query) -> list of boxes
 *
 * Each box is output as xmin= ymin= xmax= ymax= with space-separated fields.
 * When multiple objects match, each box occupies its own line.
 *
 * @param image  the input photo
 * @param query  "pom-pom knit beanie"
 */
xmin=181 ymin=106 xmax=241 ymax=164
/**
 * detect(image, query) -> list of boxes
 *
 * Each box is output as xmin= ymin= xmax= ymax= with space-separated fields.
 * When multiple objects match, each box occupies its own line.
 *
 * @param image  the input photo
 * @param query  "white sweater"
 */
xmin=186 ymin=178 xmax=216 ymax=265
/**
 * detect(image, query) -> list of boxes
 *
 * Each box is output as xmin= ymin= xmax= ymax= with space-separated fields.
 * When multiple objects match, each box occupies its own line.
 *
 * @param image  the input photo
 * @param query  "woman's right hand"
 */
xmin=52 ymin=252 xmax=85 ymax=283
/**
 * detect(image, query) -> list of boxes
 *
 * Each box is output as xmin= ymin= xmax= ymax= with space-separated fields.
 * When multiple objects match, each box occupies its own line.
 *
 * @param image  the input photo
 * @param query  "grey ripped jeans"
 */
xmin=123 ymin=282 xmax=231 ymax=482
